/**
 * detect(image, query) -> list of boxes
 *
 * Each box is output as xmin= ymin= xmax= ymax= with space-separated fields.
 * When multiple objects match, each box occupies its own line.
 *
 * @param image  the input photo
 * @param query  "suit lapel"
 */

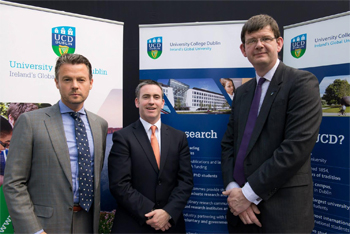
xmin=86 ymin=111 xmax=102 ymax=192
xmin=237 ymin=79 xmax=256 ymax=151
xmin=159 ymin=123 xmax=169 ymax=178
xmin=246 ymin=63 xmax=284 ymax=155
xmin=132 ymin=120 xmax=159 ymax=173
xmin=43 ymin=103 xmax=72 ymax=187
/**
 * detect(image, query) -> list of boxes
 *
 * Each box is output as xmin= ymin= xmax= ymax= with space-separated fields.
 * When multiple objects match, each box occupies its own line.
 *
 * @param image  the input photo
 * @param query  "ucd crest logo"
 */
xmin=52 ymin=26 xmax=76 ymax=56
xmin=147 ymin=37 xmax=162 ymax=59
xmin=291 ymin=34 xmax=307 ymax=59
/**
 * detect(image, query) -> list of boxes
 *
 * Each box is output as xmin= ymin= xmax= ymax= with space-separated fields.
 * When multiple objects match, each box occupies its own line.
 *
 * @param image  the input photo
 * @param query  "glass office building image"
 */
xmin=160 ymin=79 xmax=230 ymax=113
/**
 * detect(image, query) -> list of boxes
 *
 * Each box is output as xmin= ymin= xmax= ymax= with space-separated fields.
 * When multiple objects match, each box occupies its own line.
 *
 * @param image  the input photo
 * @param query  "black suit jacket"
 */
xmin=221 ymin=62 xmax=322 ymax=233
xmin=108 ymin=119 xmax=193 ymax=233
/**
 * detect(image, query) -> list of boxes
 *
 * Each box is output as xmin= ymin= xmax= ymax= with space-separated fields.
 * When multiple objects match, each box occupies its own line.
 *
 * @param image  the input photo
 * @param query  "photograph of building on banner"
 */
xmin=157 ymin=78 xmax=252 ymax=114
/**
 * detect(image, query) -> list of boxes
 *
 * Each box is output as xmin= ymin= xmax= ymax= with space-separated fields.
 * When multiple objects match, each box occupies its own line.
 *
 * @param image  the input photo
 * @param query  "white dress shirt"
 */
xmin=139 ymin=117 xmax=161 ymax=155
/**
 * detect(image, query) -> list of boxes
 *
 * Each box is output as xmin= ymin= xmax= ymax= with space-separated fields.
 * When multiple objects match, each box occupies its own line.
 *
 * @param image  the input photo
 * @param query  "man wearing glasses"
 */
xmin=221 ymin=14 xmax=322 ymax=233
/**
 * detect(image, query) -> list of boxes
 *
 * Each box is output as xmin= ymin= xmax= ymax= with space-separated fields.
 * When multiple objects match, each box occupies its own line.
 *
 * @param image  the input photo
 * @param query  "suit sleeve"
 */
xmin=3 ymin=114 xmax=43 ymax=233
xmin=108 ymin=130 xmax=155 ymax=225
xmin=100 ymin=119 xmax=108 ymax=169
xmin=221 ymin=99 xmax=236 ymax=188
xmin=248 ymin=71 xmax=322 ymax=200
xmin=162 ymin=132 xmax=193 ymax=225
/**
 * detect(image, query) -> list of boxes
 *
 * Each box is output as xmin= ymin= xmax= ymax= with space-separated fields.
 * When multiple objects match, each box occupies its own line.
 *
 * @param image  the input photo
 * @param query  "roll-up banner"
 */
xmin=140 ymin=21 xmax=253 ymax=233
xmin=284 ymin=12 xmax=350 ymax=234
xmin=0 ymin=2 xmax=123 ymax=232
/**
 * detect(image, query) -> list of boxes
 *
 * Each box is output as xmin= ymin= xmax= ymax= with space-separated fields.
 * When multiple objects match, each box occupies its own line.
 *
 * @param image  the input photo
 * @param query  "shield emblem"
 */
xmin=52 ymin=26 xmax=76 ymax=56
xmin=58 ymin=45 xmax=69 ymax=55
xmin=147 ymin=37 xmax=162 ymax=59
xmin=291 ymin=34 xmax=307 ymax=59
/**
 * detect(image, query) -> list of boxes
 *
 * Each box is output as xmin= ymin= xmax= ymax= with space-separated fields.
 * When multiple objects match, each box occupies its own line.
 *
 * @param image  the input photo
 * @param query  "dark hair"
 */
xmin=135 ymin=80 xmax=164 ymax=99
xmin=0 ymin=116 xmax=12 ymax=138
xmin=7 ymin=103 xmax=38 ymax=122
xmin=55 ymin=53 xmax=92 ymax=80
xmin=241 ymin=14 xmax=281 ymax=44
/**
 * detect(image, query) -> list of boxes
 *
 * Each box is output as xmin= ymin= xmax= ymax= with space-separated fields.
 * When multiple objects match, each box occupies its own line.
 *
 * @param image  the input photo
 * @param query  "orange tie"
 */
xmin=150 ymin=126 xmax=160 ymax=169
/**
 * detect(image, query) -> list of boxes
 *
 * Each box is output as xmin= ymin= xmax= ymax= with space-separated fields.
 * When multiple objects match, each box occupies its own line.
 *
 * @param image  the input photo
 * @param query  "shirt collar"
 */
xmin=255 ymin=59 xmax=280 ymax=83
xmin=58 ymin=100 xmax=86 ymax=115
xmin=140 ymin=117 xmax=161 ymax=131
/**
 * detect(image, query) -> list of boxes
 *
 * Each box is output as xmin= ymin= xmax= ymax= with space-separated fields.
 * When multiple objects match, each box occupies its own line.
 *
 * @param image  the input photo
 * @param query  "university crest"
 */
xmin=52 ymin=26 xmax=76 ymax=56
xmin=291 ymin=34 xmax=307 ymax=59
xmin=147 ymin=37 xmax=162 ymax=59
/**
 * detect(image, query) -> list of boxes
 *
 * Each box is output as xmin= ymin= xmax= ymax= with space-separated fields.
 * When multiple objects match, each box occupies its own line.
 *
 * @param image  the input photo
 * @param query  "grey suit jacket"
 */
xmin=221 ymin=62 xmax=322 ymax=233
xmin=3 ymin=102 xmax=108 ymax=233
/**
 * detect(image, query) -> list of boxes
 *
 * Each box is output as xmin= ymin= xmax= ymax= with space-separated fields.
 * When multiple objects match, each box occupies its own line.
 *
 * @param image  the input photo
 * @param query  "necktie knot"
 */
xmin=258 ymin=77 xmax=266 ymax=86
xmin=69 ymin=112 xmax=80 ymax=119
xmin=151 ymin=125 xmax=157 ymax=134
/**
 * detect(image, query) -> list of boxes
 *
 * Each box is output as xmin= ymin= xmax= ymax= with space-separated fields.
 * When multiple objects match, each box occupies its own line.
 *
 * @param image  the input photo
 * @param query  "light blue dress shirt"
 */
xmin=59 ymin=100 xmax=95 ymax=204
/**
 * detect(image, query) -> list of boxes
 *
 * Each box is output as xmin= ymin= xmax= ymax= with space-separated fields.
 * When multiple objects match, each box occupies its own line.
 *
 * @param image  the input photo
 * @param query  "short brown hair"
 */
xmin=135 ymin=80 xmax=164 ymax=99
xmin=55 ymin=53 xmax=92 ymax=80
xmin=7 ymin=103 xmax=38 ymax=122
xmin=241 ymin=14 xmax=281 ymax=44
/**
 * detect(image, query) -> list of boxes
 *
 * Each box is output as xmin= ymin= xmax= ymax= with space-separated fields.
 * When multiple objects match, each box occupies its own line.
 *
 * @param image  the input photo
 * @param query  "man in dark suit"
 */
xmin=3 ymin=54 xmax=108 ymax=233
xmin=108 ymin=80 xmax=193 ymax=233
xmin=221 ymin=14 xmax=322 ymax=233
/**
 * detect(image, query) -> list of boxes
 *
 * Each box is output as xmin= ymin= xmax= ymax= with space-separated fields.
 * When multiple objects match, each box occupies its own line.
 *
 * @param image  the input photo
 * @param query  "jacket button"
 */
xmin=69 ymin=207 xmax=73 ymax=211
xmin=158 ymin=180 xmax=161 ymax=185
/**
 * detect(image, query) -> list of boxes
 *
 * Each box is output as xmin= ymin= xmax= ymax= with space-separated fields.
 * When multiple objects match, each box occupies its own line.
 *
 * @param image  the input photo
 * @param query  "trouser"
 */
xmin=72 ymin=205 xmax=94 ymax=233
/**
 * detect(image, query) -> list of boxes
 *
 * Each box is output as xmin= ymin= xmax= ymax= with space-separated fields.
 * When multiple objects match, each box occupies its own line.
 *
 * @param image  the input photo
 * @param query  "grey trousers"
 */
xmin=72 ymin=207 xmax=94 ymax=233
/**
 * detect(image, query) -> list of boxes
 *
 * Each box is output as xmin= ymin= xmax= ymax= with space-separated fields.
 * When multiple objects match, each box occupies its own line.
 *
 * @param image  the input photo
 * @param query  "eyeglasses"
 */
xmin=245 ymin=37 xmax=277 ymax=46
xmin=0 ymin=141 xmax=10 ymax=149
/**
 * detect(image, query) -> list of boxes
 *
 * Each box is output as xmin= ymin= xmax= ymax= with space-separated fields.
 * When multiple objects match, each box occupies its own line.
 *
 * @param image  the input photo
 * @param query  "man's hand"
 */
xmin=222 ymin=188 xmax=251 ymax=216
xmin=239 ymin=204 xmax=262 ymax=227
xmin=145 ymin=209 xmax=171 ymax=231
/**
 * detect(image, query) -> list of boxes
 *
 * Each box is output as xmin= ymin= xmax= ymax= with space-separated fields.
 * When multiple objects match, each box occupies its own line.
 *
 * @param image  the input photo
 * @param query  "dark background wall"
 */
xmin=7 ymin=0 xmax=349 ymax=127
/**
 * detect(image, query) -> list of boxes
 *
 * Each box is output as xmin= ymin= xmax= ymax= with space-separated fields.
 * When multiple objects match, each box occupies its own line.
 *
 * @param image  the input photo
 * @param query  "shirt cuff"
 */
xmin=242 ymin=182 xmax=262 ymax=205
xmin=34 ymin=230 xmax=44 ymax=234
xmin=225 ymin=181 xmax=240 ymax=191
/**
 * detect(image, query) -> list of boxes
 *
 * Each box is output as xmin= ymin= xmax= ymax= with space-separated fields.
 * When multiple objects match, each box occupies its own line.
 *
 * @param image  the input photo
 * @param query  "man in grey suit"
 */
xmin=221 ymin=15 xmax=322 ymax=233
xmin=3 ymin=53 xmax=108 ymax=233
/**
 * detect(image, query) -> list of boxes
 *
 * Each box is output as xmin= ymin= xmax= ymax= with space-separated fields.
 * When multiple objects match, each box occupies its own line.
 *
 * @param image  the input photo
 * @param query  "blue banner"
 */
xmin=284 ymin=12 xmax=350 ymax=233
xmin=140 ymin=67 xmax=255 ymax=233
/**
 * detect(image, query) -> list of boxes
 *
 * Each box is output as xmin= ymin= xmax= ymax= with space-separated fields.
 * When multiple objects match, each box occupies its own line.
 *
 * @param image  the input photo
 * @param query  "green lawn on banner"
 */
xmin=0 ymin=186 xmax=14 ymax=233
